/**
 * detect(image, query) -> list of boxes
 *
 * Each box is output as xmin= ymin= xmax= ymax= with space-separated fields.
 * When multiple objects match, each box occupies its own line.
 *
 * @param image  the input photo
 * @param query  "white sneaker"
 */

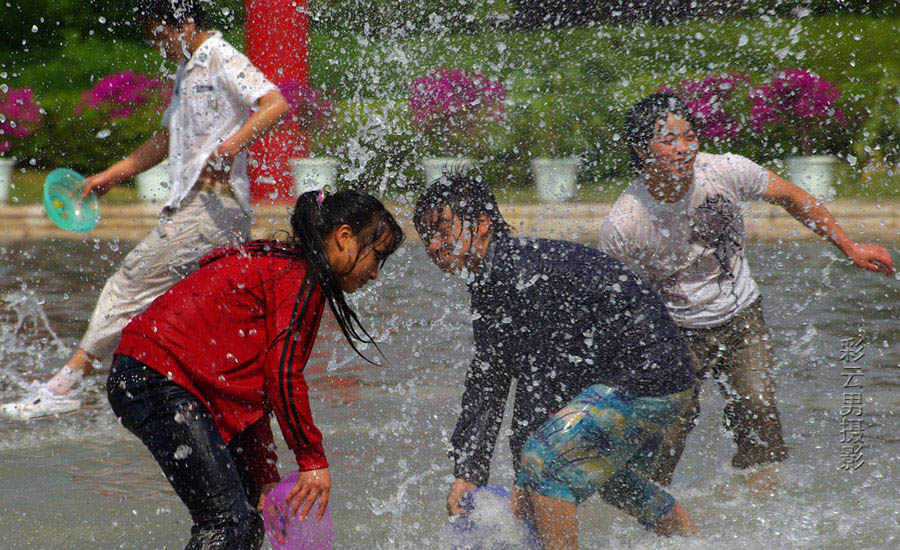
xmin=0 ymin=386 xmax=82 ymax=420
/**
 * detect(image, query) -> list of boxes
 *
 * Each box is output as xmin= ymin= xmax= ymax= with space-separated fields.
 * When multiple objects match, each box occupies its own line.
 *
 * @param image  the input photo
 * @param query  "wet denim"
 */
xmin=652 ymin=298 xmax=789 ymax=484
xmin=107 ymin=355 xmax=264 ymax=550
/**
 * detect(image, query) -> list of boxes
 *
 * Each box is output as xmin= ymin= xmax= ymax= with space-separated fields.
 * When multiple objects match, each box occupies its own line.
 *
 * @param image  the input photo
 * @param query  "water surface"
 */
xmin=1 ymin=238 xmax=899 ymax=549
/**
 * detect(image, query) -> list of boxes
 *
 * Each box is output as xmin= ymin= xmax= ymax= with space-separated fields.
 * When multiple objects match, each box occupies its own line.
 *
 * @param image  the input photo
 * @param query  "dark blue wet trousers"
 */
xmin=107 ymin=355 xmax=264 ymax=550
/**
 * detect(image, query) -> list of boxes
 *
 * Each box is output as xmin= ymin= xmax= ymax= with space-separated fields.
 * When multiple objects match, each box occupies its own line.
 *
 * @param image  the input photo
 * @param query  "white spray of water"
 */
xmin=0 ymin=287 xmax=69 ymax=389
xmin=436 ymin=489 xmax=537 ymax=550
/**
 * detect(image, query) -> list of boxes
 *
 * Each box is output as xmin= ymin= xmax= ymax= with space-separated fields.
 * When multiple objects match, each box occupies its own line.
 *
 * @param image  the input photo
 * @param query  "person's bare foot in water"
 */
xmin=653 ymin=502 xmax=704 ymax=537
xmin=743 ymin=463 xmax=780 ymax=498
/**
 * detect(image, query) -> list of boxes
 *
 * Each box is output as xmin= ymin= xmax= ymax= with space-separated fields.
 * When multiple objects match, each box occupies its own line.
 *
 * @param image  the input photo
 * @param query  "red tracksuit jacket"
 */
xmin=116 ymin=241 xmax=326 ymax=486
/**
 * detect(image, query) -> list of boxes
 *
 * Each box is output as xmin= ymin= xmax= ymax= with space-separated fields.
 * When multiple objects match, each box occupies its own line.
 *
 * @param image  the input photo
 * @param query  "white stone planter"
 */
xmin=292 ymin=157 xmax=338 ymax=196
xmin=784 ymin=155 xmax=838 ymax=200
xmin=532 ymin=157 xmax=579 ymax=202
xmin=0 ymin=157 xmax=15 ymax=203
xmin=136 ymin=159 xmax=171 ymax=204
xmin=421 ymin=156 xmax=475 ymax=185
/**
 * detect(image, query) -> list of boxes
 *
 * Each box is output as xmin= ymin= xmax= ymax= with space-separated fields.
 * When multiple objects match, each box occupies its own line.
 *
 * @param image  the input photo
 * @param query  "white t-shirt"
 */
xmin=599 ymin=152 xmax=770 ymax=328
xmin=161 ymin=32 xmax=276 ymax=215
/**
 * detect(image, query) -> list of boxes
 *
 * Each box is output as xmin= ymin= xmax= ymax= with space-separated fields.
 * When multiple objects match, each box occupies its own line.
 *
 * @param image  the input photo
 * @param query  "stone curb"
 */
xmin=1 ymin=199 xmax=898 ymax=243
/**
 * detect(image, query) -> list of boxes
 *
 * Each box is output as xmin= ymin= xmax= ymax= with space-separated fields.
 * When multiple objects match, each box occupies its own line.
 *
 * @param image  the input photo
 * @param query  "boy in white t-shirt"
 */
xmin=599 ymin=93 xmax=893 ymax=486
xmin=1 ymin=0 xmax=288 ymax=420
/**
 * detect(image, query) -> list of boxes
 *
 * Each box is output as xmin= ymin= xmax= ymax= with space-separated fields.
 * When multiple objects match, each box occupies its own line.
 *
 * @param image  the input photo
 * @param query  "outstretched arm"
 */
xmin=762 ymin=170 xmax=894 ymax=276
xmin=82 ymin=129 xmax=169 ymax=197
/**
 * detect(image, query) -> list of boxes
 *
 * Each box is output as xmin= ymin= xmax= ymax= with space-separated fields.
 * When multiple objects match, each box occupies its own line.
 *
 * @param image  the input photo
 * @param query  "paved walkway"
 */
xmin=1 ymin=199 xmax=898 ymax=243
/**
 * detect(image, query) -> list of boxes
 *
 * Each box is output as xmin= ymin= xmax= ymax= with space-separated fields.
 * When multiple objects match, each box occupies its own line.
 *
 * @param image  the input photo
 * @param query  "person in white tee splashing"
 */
xmin=599 ymin=92 xmax=893 ymax=490
xmin=1 ymin=0 xmax=288 ymax=420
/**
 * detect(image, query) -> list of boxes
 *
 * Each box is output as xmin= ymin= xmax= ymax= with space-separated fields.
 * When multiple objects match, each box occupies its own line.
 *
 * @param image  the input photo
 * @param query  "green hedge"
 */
xmin=0 ymin=0 xmax=244 ymax=50
xmin=0 ymin=31 xmax=242 ymax=96
xmin=4 ymin=15 xmax=899 ymax=193
xmin=13 ymin=89 xmax=164 ymax=177
xmin=306 ymin=0 xmax=900 ymax=32
xmin=7 ymin=0 xmax=893 ymax=52
xmin=304 ymin=14 xmax=899 ymax=188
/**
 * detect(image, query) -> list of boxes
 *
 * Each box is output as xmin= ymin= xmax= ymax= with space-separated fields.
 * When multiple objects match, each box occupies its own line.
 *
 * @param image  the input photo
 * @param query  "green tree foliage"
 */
xmin=1 ymin=0 xmax=245 ymax=50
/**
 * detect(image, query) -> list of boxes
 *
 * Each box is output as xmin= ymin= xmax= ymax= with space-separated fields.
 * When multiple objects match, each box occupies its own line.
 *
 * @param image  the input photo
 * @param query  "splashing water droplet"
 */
xmin=173 ymin=445 xmax=192 ymax=459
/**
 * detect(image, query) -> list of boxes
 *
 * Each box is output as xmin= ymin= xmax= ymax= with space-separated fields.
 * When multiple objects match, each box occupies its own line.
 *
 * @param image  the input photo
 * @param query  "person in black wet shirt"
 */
xmin=413 ymin=174 xmax=702 ymax=549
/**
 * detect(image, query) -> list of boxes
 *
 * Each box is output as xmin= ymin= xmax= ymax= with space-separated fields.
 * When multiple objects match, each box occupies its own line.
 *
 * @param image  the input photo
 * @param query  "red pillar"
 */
xmin=244 ymin=0 xmax=309 ymax=204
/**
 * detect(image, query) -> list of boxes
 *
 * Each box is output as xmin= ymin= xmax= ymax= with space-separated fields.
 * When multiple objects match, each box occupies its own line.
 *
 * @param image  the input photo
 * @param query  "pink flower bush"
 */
xmin=0 ymin=87 xmax=43 ymax=155
xmin=76 ymin=71 xmax=172 ymax=119
xmin=409 ymin=67 xmax=506 ymax=153
xmin=278 ymin=81 xmax=336 ymax=133
xmin=750 ymin=69 xmax=846 ymax=154
xmin=659 ymin=72 xmax=751 ymax=144
xmin=409 ymin=68 xmax=506 ymax=126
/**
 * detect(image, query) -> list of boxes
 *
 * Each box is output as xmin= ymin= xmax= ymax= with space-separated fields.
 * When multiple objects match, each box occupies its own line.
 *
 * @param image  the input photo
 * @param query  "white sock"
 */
xmin=45 ymin=366 xmax=83 ymax=395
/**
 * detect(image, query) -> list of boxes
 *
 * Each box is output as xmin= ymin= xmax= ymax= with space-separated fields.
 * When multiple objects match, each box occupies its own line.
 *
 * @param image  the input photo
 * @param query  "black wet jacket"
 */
xmin=451 ymin=233 xmax=695 ymax=485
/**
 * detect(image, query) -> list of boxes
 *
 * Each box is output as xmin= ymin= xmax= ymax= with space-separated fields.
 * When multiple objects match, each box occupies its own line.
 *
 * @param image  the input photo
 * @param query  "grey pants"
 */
xmin=79 ymin=189 xmax=251 ymax=359
xmin=651 ymin=298 xmax=788 ymax=485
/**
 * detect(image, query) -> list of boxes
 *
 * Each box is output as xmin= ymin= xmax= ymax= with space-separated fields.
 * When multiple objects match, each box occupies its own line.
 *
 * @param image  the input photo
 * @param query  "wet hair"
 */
xmin=283 ymin=189 xmax=405 ymax=363
xmin=623 ymin=92 xmax=697 ymax=171
xmin=412 ymin=171 xmax=509 ymax=243
xmin=136 ymin=0 xmax=210 ymax=29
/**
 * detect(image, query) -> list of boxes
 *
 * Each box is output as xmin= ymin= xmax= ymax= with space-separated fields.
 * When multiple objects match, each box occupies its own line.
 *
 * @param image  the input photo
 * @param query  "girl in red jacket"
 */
xmin=106 ymin=189 xmax=404 ymax=549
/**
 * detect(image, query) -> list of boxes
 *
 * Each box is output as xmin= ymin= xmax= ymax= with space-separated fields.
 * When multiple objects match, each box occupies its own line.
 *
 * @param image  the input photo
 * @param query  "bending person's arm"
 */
xmin=82 ymin=129 xmax=169 ymax=197
xmin=447 ymin=337 xmax=514 ymax=515
xmin=762 ymin=170 xmax=894 ymax=276
xmin=263 ymin=272 xmax=330 ymax=521
xmin=232 ymin=417 xmax=280 ymax=488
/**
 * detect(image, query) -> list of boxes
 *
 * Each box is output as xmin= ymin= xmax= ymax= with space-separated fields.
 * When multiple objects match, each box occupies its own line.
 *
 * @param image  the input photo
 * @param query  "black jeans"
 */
xmin=107 ymin=355 xmax=264 ymax=550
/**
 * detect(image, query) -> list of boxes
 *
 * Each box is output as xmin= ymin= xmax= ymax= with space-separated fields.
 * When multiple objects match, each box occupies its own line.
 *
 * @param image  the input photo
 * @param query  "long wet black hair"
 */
xmin=412 ymin=171 xmax=510 ymax=242
xmin=281 ymin=189 xmax=404 ymax=364
xmin=623 ymin=92 xmax=697 ymax=172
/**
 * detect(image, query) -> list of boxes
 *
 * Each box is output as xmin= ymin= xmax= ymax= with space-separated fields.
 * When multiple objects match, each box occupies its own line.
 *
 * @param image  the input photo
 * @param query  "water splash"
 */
xmin=0 ymin=287 xmax=69 ymax=389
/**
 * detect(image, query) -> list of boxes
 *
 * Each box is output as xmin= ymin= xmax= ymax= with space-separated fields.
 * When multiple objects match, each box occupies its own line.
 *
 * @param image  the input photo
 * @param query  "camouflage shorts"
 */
xmin=517 ymin=384 xmax=693 ymax=528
